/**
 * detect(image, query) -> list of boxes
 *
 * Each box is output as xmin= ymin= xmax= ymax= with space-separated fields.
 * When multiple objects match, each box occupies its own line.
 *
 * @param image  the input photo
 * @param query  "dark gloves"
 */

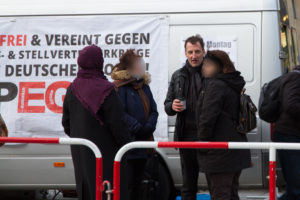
xmin=137 ymin=123 xmax=155 ymax=140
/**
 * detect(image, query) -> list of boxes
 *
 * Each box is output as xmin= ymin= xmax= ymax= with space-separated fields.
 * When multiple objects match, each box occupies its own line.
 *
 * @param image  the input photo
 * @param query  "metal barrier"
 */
xmin=112 ymin=141 xmax=300 ymax=200
xmin=0 ymin=137 xmax=103 ymax=200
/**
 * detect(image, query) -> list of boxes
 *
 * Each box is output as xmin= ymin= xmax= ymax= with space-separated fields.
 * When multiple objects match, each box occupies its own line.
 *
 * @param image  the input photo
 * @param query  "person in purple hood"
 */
xmin=62 ymin=45 xmax=131 ymax=200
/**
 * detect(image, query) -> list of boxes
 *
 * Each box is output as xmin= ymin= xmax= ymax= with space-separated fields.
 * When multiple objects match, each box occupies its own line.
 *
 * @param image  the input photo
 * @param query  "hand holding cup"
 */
xmin=172 ymin=99 xmax=186 ymax=112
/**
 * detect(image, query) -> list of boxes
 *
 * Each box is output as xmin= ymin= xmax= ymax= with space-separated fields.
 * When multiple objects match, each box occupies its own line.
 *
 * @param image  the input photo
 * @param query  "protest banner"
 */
xmin=0 ymin=16 xmax=169 ymax=141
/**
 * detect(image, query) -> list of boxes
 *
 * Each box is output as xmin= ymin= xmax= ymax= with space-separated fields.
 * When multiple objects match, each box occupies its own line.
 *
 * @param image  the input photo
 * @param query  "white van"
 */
xmin=0 ymin=0 xmax=297 ymax=199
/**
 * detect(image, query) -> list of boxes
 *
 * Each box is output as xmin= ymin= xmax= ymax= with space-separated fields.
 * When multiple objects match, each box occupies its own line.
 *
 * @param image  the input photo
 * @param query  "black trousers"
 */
xmin=179 ymin=148 xmax=200 ymax=200
xmin=273 ymin=131 xmax=300 ymax=200
xmin=127 ymin=158 xmax=147 ymax=200
xmin=205 ymin=171 xmax=241 ymax=200
xmin=71 ymin=146 xmax=128 ymax=200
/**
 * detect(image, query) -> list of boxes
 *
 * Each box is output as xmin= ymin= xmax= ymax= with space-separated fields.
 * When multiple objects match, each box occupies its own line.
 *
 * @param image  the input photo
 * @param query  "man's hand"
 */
xmin=172 ymin=99 xmax=184 ymax=112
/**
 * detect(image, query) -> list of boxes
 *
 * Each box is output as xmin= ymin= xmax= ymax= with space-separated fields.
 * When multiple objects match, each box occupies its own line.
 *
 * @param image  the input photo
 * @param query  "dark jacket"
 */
xmin=62 ymin=88 xmax=130 ymax=200
xmin=164 ymin=62 xmax=202 ymax=141
xmin=116 ymin=75 xmax=158 ymax=159
xmin=274 ymin=67 xmax=300 ymax=137
xmin=196 ymin=72 xmax=251 ymax=173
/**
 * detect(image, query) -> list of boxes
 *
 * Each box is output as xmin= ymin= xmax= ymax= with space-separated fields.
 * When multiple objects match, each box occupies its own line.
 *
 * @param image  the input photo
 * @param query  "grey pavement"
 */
xmin=0 ymin=189 xmax=284 ymax=200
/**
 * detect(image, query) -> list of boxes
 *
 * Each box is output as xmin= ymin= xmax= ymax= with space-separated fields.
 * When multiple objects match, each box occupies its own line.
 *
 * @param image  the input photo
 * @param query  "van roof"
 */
xmin=0 ymin=0 xmax=279 ymax=16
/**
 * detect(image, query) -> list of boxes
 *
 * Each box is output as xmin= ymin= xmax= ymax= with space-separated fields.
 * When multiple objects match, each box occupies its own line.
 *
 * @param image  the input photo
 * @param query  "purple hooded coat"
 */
xmin=62 ymin=45 xmax=130 ymax=200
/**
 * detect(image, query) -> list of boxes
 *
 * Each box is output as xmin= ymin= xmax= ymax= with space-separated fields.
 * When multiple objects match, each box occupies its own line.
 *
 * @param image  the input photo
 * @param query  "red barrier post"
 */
xmin=269 ymin=147 xmax=276 ymax=200
xmin=113 ymin=161 xmax=121 ymax=200
xmin=96 ymin=157 xmax=103 ymax=200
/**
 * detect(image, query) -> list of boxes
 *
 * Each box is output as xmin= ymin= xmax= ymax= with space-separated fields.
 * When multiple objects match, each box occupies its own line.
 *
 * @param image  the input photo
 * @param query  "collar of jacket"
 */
xmin=185 ymin=60 xmax=202 ymax=73
xmin=111 ymin=68 xmax=151 ymax=85
xmin=179 ymin=60 xmax=202 ymax=78
xmin=179 ymin=66 xmax=189 ymax=77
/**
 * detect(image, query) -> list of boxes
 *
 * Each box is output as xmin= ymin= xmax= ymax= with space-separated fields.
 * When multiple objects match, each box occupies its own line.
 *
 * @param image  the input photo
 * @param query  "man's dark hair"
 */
xmin=184 ymin=35 xmax=205 ymax=50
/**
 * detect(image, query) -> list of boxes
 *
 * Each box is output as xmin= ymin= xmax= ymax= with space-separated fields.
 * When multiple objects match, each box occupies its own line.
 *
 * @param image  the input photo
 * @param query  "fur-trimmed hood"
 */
xmin=111 ymin=68 xmax=151 ymax=85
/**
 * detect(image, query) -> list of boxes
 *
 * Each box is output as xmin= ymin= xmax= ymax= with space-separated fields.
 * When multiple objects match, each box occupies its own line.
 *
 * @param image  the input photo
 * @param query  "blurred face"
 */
xmin=202 ymin=59 xmax=220 ymax=78
xmin=129 ymin=57 xmax=146 ymax=79
xmin=185 ymin=42 xmax=205 ymax=67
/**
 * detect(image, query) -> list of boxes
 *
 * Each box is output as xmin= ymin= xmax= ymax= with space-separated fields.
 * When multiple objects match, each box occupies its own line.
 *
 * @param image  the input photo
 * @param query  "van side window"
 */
xmin=291 ymin=28 xmax=299 ymax=66
xmin=280 ymin=25 xmax=299 ymax=73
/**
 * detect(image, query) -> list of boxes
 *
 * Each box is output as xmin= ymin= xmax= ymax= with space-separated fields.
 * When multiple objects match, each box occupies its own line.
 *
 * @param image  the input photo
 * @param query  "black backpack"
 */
xmin=259 ymin=70 xmax=300 ymax=123
xmin=236 ymin=89 xmax=257 ymax=134
xmin=223 ymin=88 xmax=257 ymax=134
xmin=258 ymin=76 xmax=283 ymax=123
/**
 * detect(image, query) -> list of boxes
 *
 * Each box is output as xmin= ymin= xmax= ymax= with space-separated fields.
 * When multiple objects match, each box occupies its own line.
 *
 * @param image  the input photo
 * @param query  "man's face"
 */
xmin=185 ymin=42 xmax=205 ymax=67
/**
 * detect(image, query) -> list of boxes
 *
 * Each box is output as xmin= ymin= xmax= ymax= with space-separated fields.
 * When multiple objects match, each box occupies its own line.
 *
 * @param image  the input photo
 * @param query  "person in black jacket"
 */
xmin=111 ymin=50 xmax=158 ymax=200
xmin=273 ymin=65 xmax=300 ymax=200
xmin=196 ymin=50 xmax=251 ymax=200
xmin=62 ymin=45 xmax=131 ymax=200
xmin=164 ymin=35 xmax=205 ymax=200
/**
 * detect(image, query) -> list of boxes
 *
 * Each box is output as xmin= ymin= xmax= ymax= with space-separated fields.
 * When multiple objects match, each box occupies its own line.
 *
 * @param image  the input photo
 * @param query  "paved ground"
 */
xmin=224 ymin=189 xmax=269 ymax=200
xmin=45 ymin=189 xmax=279 ymax=200
xmin=198 ymin=189 xmax=282 ymax=200
xmin=0 ymin=189 xmax=282 ymax=200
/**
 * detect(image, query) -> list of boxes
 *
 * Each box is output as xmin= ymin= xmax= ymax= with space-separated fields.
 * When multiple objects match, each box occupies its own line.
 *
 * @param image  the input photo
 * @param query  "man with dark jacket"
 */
xmin=273 ymin=65 xmax=300 ymax=200
xmin=164 ymin=35 xmax=205 ymax=200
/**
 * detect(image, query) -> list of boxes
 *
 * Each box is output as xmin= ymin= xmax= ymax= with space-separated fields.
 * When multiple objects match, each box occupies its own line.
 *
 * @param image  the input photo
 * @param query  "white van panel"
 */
xmin=0 ymin=156 xmax=74 ymax=189
xmin=0 ymin=144 xmax=75 ymax=188
xmin=0 ymin=0 xmax=279 ymax=16
xmin=0 ymin=9 xmax=283 ymax=189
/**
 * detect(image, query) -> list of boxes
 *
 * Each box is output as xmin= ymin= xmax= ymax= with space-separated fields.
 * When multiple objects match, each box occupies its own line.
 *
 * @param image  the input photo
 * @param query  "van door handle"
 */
xmin=279 ymin=50 xmax=287 ymax=59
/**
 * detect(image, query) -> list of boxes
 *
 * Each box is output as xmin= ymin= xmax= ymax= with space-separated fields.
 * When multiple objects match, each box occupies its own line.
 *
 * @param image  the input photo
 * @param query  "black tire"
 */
xmin=140 ymin=153 xmax=175 ymax=200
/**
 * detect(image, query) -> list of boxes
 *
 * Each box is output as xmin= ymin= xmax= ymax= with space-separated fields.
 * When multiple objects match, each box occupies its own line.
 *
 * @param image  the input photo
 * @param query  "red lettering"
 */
xmin=7 ymin=35 xmax=15 ymax=46
xmin=16 ymin=35 xmax=22 ymax=46
xmin=0 ymin=35 xmax=6 ymax=46
xmin=0 ymin=35 xmax=27 ymax=46
xmin=18 ymin=82 xmax=45 ymax=113
xmin=45 ymin=81 xmax=70 ymax=113
xmin=24 ymin=35 xmax=27 ymax=46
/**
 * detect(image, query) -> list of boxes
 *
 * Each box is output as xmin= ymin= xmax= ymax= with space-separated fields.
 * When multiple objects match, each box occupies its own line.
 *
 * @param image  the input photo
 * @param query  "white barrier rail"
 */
xmin=0 ymin=137 xmax=103 ymax=200
xmin=112 ymin=141 xmax=300 ymax=200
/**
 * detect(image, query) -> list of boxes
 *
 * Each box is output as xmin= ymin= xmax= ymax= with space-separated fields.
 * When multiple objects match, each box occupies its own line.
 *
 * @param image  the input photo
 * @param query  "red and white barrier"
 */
xmin=112 ymin=141 xmax=300 ymax=200
xmin=0 ymin=137 xmax=103 ymax=200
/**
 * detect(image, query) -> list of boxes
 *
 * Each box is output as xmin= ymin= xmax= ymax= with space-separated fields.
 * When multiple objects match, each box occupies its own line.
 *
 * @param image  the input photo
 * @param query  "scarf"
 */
xmin=131 ymin=80 xmax=150 ymax=120
xmin=186 ymin=60 xmax=202 ymax=110
xmin=71 ymin=45 xmax=114 ymax=125
xmin=114 ymin=78 xmax=150 ymax=120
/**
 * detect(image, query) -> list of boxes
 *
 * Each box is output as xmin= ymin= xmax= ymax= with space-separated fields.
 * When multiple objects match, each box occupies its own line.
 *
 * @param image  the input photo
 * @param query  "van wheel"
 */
xmin=141 ymin=153 xmax=174 ymax=200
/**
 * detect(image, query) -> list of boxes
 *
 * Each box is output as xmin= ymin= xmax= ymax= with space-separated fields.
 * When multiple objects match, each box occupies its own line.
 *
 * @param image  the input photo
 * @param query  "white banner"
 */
xmin=0 ymin=15 xmax=169 ymax=141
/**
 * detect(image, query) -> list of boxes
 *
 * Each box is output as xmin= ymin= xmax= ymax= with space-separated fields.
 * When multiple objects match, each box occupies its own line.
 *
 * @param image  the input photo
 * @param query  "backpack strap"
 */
xmin=241 ymin=88 xmax=246 ymax=95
